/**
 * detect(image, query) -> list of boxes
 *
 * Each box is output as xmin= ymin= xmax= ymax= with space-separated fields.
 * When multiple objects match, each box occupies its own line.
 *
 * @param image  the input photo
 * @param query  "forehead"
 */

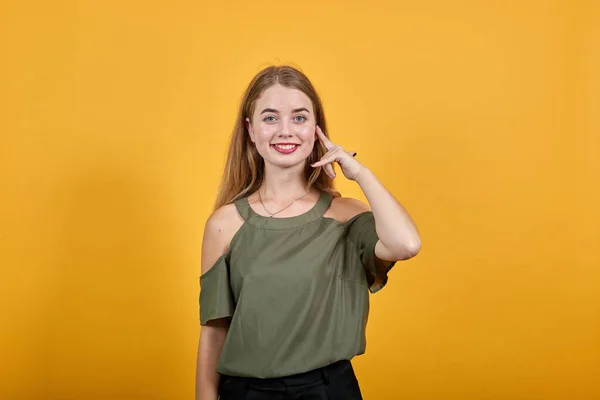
xmin=254 ymin=84 xmax=313 ymax=112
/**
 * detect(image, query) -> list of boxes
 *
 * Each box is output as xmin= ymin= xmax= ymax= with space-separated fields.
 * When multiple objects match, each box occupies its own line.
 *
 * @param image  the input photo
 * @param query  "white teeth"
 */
xmin=274 ymin=144 xmax=297 ymax=150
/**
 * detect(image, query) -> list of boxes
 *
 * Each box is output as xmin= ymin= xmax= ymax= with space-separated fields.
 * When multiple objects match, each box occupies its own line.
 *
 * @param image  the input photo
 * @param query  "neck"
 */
xmin=261 ymin=164 xmax=310 ymax=201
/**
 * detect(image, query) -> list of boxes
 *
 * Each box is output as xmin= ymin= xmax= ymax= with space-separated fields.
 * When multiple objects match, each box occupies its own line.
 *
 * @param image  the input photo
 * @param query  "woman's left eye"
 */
xmin=294 ymin=115 xmax=307 ymax=122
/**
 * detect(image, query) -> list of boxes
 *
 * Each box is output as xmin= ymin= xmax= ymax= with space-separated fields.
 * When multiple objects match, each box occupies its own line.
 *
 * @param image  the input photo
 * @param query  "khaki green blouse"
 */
xmin=199 ymin=191 xmax=395 ymax=379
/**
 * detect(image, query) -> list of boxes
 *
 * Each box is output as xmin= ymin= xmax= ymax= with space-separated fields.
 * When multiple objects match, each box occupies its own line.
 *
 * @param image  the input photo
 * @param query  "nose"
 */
xmin=279 ymin=119 xmax=292 ymax=137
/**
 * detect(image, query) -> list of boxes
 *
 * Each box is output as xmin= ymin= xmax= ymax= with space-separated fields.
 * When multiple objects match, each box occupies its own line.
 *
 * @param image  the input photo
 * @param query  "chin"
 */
xmin=264 ymin=148 xmax=311 ymax=169
xmin=266 ymin=155 xmax=309 ymax=170
xmin=272 ymin=158 xmax=306 ymax=169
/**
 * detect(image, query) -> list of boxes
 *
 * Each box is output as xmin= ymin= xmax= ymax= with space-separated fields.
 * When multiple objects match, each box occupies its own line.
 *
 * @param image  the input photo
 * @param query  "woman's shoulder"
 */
xmin=201 ymin=202 xmax=245 ymax=274
xmin=205 ymin=202 xmax=245 ymax=241
xmin=326 ymin=195 xmax=371 ymax=224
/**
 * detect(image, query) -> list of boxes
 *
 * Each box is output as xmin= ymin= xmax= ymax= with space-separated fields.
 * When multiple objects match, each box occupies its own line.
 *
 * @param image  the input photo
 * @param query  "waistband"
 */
xmin=221 ymin=359 xmax=352 ymax=389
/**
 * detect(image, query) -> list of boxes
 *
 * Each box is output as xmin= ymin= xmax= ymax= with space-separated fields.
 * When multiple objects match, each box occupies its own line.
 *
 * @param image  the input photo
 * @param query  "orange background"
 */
xmin=1 ymin=0 xmax=599 ymax=399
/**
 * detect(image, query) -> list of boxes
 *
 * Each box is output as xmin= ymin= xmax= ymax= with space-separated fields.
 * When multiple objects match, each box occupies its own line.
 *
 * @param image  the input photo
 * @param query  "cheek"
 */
xmin=255 ymin=125 xmax=277 ymax=143
xmin=297 ymin=125 xmax=316 ymax=143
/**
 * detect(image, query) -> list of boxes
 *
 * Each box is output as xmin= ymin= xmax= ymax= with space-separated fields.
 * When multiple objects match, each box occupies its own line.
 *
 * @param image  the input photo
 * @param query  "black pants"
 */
xmin=218 ymin=360 xmax=363 ymax=400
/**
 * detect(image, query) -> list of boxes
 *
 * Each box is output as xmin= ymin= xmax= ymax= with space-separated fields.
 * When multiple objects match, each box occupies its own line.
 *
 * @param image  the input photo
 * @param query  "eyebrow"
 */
xmin=260 ymin=108 xmax=311 ymax=114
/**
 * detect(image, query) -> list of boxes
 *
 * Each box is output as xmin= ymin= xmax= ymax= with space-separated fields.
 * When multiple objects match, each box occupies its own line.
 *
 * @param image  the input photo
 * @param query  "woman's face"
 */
xmin=247 ymin=84 xmax=316 ymax=169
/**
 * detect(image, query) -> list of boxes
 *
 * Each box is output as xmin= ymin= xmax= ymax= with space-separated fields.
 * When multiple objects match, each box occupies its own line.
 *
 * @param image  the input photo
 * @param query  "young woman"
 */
xmin=196 ymin=65 xmax=421 ymax=400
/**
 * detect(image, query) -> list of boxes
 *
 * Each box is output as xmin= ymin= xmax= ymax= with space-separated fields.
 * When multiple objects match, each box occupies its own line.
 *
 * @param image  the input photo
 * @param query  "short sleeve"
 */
xmin=345 ymin=211 xmax=397 ymax=294
xmin=199 ymin=255 xmax=235 ymax=325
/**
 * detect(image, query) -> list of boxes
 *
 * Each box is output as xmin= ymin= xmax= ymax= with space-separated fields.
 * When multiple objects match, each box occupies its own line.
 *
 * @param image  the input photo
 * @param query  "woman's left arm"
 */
xmin=354 ymin=166 xmax=421 ymax=261
xmin=311 ymin=126 xmax=421 ymax=261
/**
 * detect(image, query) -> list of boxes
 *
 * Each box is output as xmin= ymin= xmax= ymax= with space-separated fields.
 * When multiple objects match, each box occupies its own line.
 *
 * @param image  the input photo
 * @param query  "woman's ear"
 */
xmin=245 ymin=117 xmax=255 ymax=142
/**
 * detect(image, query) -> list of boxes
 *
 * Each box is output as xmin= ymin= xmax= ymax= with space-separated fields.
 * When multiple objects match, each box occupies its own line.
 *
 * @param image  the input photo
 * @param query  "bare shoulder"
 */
xmin=205 ymin=202 xmax=243 ymax=233
xmin=201 ymin=203 xmax=244 ymax=275
xmin=326 ymin=196 xmax=371 ymax=224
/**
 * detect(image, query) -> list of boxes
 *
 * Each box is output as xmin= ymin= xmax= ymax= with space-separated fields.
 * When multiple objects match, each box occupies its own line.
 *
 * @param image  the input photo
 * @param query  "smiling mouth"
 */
xmin=271 ymin=144 xmax=300 ymax=154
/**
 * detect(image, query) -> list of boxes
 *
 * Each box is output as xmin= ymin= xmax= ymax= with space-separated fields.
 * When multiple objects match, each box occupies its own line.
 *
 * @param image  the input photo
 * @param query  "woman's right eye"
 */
xmin=263 ymin=116 xmax=276 ymax=122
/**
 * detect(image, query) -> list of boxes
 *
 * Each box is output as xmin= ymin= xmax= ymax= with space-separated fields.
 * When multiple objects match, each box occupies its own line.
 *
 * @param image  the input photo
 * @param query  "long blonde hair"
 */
xmin=213 ymin=65 xmax=340 ymax=210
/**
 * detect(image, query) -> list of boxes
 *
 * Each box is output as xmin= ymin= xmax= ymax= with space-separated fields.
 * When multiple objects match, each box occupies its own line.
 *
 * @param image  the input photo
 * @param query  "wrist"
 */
xmin=354 ymin=165 xmax=373 ymax=185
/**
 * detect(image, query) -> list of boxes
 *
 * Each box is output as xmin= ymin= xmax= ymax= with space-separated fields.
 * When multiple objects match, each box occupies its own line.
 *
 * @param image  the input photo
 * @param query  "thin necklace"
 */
xmin=258 ymin=189 xmax=311 ymax=218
